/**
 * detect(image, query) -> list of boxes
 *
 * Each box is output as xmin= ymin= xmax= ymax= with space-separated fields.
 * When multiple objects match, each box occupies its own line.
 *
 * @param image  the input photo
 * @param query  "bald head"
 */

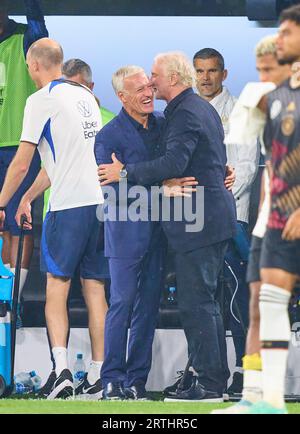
xmin=27 ymin=38 xmax=64 ymax=70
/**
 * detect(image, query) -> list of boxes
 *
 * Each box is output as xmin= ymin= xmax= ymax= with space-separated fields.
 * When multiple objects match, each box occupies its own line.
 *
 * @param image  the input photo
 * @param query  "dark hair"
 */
xmin=279 ymin=4 xmax=300 ymax=25
xmin=193 ymin=48 xmax=225 ymax=71
xmin=62 ymin=58 xmax=92 ymax=83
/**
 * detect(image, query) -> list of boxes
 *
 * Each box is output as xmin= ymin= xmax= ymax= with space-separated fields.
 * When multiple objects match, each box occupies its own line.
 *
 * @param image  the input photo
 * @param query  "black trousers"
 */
xmin=175 ymin=240 xmax=230 ymax=394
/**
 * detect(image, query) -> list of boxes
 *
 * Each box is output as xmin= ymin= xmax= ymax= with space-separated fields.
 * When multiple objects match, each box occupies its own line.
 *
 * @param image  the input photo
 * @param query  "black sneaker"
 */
xmin=36 ymin=370 xmax=57 ymax=399
xmin=164 ymin=376 xmax=223 ymax=403
xmin=47 ymin=369 xmax=74 ymax=400
xmin=227 ymin=372 xmax=243 ymax=396
xmin=75 ymin=373 xmax=103 ymax=400
xmin=163 ymin=370 xmax=194 ymax=397
xmin=102 ymin=382 xmax=126 ymax=400
xmin=124 ymin=382 xmax=147 ymax=401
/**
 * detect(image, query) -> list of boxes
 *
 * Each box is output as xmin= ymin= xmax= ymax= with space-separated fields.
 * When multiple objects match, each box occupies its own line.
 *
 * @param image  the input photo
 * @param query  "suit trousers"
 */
xmin=101 ymin=225 xmax=165 ymax=387
xmin=175 ymin=240 xmax=230 ymax=393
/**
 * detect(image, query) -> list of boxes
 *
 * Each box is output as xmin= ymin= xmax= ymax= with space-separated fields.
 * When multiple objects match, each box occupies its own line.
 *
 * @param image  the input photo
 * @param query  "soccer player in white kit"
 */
xmin=0 ymin=38 xmax=108 ymax=399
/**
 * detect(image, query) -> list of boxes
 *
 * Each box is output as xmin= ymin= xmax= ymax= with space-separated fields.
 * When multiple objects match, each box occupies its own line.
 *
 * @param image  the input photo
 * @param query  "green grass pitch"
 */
xmin=0 ymin=399 xmax=300 ymax=414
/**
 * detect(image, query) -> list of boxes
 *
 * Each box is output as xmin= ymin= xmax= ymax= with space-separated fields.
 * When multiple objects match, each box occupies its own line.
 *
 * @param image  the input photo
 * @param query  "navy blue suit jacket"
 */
xmin=126 ymin=89 xmax=237 ymax=252
xmin=94 ymin=109 xmax=165 ymax=258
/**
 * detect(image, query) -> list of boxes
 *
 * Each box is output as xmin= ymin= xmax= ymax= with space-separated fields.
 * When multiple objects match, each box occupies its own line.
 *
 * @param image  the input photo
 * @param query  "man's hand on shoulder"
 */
xmin=98 ymin=153 xmax=124 ymax=186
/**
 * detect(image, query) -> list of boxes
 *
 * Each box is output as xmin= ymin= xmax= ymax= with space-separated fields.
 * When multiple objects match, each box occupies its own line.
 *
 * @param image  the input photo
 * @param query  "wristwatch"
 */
xmin=119 ymin=167 xmax=128 ymax=180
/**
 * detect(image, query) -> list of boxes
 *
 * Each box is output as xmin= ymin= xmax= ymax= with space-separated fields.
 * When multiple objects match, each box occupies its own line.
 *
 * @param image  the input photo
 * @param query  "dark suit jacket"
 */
xmin=126 ymin=88 xmax=237 ymax=252
xmin=94 ymin=109 xmax=165 ymax=258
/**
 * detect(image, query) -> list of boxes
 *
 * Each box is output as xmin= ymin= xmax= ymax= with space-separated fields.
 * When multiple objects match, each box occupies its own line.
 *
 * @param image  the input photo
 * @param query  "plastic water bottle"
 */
xmin=73 ymin=353 xmax=86 ymax=387
xmin=29 ymin=371 xmax=42 ymax=392
xmin=14 ymin=383 xmax=32 ymax=394
xmin=167 ymin=286 xmax=176 ymax=304
xmin=13 ymin=372 xmax=33 ymax=394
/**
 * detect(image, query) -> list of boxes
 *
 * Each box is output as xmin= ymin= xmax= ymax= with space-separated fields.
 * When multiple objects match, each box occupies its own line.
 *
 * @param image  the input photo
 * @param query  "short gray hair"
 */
xmin=255 ymin=35 xmax=278 ymax=58
xmin=62 ymin=59 xmax=92 ymax=84
xmin=154 ymin=51 xmax=196 ymax=88
xmin=112 ymin=65 xmax=145 ymax=94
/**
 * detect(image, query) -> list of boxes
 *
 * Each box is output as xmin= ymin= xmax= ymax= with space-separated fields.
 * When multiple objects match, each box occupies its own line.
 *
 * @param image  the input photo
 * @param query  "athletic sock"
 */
xmin=260 ymin=283 xmax=291 ymax=409
xmin=4 ymin=263 xmax=11 ymax=270
xmin=242 ymin=353 xmax=262 ymax=403
xmin=52 ymin=347 xmax=68 ymax=377
xmin=87 ymin=361 xmax=103 ymax=385
xmin=11 ymin=268 xmax=28 ymax=303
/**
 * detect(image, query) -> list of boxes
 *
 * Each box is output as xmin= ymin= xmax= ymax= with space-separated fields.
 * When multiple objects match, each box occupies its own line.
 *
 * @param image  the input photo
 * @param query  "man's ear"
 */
xmin=222 ymin=69 xmax=228 ymax=82
xmin=170 ymin=72 xmax=179 ymax=87
xmin=118 ymin=91 xmax=126 ymax=104
xmin=33 ymin=60 xmax=39 ymax=72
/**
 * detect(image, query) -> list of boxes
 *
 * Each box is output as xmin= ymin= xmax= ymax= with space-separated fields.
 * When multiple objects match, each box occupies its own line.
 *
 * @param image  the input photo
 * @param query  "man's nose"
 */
xmin=203 ymin=71 xmax=210 ymax=80
xmin=260 ymin=73 xmax=268 ymax=83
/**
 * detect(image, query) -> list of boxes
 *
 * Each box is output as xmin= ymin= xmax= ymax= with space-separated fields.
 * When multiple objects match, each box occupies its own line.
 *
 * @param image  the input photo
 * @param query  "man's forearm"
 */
xmin=22 ymin=167 xmax=51 ymax=204
xmin=24 ymin=0 xmax=48 ymax=55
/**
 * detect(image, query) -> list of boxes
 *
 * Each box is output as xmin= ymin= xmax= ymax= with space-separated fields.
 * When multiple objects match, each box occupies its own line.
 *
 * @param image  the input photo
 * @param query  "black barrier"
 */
xmin=11 ymin=0 xmax=246 ymax=16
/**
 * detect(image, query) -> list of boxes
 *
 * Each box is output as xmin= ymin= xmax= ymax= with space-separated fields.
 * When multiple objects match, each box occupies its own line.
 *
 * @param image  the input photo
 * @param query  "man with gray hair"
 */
xmin=62 ymin=58 xmax=115 ymax=126
xmin=99 ymin=51 xmax=237 ymax=401
xmin=94 ymin=65 xmax=168 ymax=400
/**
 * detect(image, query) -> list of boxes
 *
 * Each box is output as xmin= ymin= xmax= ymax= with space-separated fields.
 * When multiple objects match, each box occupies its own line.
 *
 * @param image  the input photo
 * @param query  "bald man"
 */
xmin=0 ymin=38 xmax=108 ymax=400
xmin=0 ymin=0 xmax=48 ymax=328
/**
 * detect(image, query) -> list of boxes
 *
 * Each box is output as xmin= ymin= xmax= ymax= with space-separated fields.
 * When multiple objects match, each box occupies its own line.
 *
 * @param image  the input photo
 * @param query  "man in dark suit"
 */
xmin=94 ymin=66 xmax=169 ymax=400
xmin=99 ymin=52 xmax=237 ymax=401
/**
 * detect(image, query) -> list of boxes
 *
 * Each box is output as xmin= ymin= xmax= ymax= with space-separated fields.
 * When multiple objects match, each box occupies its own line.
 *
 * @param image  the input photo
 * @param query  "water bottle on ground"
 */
xmin=13 ymin=372 xmax=33 ymax=394
xmin=73 ymin=353 xmax=86 ymax=388
xmin=29 ymin=371 xmax=42 ymax=392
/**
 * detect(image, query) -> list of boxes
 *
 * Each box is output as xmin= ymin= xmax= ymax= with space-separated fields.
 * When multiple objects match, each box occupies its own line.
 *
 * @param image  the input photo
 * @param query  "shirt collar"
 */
xmin=122 ymin=108 xmax=156 ymax=130
xmin=0 ymin=19 xmax=18 ymax=43
xmin=210 ymin=86 xmax=230 ymax=108
xmin=164 ymin=88 xmax=194 ymax=118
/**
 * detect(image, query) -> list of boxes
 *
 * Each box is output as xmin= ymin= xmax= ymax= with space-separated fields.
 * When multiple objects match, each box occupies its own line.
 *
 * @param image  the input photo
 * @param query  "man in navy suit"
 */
xmin=99 ymin=52 xmax=237 ymax=401
xmin=94 ymin=66 xmax=170 ymax=400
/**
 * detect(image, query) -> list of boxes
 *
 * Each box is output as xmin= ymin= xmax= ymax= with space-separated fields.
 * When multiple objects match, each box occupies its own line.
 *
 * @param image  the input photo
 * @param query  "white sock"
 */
xmin=260 ymin=283 xmax=291 ymax=409
xmin=11 ymin=268 xmax=28 ymax=303
xmin=242 ymin=370 xmax=263 ymax=403
xmin=261 ymin=349 xmax=288 ymax=408
xmin=52 ymin=347 xmax=68 ymax=377
xmin=4 ymin=263 xmax=11 ymax=270
xmin=87 ymin=361 xmax=103 ymax=385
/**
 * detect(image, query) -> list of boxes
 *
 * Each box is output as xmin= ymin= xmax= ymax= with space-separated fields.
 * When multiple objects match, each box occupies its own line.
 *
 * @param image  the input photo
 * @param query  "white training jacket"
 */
xmin=210 ymin=86 xmax=261 ymax=223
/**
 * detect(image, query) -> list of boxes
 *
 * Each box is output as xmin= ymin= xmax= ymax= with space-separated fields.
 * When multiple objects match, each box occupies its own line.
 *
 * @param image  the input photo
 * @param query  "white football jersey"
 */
xmin=21 ymin=79 xmax=103 ymax=211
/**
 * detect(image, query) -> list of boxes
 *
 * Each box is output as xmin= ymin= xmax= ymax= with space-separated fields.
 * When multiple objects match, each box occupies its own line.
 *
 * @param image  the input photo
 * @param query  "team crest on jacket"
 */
xmin=281 ymin=115 xmax=295 ymax=137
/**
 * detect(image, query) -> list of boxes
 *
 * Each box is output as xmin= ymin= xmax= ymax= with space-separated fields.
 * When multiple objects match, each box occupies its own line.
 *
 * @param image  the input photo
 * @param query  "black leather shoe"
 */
xmin=228 ymin=372 xmax=243 ymax=395
xmin=163 ymin=370 xmax=194 ymax=397
xmin=164 ymin=377 xmax=223 ymax=402
xmin=102 ymin=382 xmax=126 ymax=400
